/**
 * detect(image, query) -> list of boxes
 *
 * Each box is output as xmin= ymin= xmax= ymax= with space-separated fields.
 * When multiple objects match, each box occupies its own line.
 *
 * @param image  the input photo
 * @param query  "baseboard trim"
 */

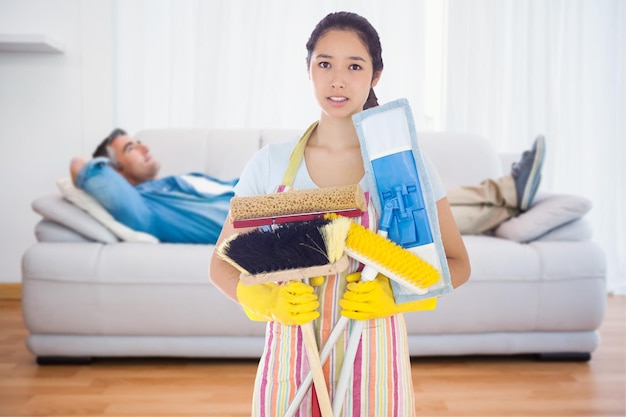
xmin=0 ymin=283 xmax=21 ymax=300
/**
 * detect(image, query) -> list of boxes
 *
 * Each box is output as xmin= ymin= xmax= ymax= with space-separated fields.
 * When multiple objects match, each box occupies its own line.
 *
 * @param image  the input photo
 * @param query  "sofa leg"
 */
xmin=36 ymin=356 xmax=93 ymax=365
xmin=537 ymin=352 xmax=591 ymax=362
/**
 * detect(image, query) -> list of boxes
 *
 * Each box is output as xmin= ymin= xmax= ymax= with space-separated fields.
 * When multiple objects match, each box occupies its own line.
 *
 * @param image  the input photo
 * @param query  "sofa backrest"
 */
xmin=135 ymin=128 xmax=503 ymax=188
xmin=418 ymin=132 xmax=503 ymax=188
xmin=135 ymin=129 xmax=261 ymax=181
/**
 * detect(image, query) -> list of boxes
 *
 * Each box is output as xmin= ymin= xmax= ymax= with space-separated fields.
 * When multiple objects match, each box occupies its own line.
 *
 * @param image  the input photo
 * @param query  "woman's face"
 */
xmin=309 ymin=29 xmax=381 ymax=119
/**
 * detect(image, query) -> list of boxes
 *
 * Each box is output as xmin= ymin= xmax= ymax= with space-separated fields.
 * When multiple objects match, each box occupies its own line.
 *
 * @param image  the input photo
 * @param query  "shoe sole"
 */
xmin=520 ymin=135 xmax=546 ymax=211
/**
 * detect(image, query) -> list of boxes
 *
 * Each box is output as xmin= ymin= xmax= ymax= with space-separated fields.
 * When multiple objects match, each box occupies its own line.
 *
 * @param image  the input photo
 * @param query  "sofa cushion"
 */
xmin=494 ymin=193 xmax=592 ymax=243
xmin=32 ymin=194 xmax=119 ymax=243
xmin=35 ymin=219 xmax=94 ymax=243
xmin=534 ymin=218 xmax=592 ymax=242
xmin=56 ymin=178 xmax=159 ymax=243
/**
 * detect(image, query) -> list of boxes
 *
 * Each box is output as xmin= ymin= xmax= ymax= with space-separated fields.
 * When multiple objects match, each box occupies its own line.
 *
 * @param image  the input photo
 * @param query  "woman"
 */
xmin=210 ymin=11 xmax=470 ymax=416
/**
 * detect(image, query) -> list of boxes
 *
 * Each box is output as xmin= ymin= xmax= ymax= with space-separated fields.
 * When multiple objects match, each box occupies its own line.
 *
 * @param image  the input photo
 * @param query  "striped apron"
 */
xmin=250 ymin=122 xmax=416 ymax=417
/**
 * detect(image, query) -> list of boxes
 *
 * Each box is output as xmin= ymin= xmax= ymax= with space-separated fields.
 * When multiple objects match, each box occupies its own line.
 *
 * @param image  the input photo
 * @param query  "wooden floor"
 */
xmin=1 ymin=296 xmax=624 ymax=417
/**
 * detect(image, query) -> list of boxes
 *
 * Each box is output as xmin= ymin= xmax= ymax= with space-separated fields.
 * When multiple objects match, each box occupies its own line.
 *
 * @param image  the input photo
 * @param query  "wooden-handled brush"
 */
xmin=217 ymin=217 xmax=351 ymax=417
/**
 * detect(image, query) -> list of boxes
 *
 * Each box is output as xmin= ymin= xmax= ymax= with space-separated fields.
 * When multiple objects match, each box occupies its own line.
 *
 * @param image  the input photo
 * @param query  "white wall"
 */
xmin=0 ymin=0 xmax=114 ymax=283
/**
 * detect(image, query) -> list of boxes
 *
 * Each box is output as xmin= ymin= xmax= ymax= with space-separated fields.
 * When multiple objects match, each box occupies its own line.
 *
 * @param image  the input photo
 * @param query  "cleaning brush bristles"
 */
xmin=220 ymin=218 xmax=329 ymax=274
xmin=217 ymin=217 xmax=351 ymax=285
xmin=320 ymin=215 xmax=352 ymax=264
xmin=325 ymin=213 xmax=440 ymax=295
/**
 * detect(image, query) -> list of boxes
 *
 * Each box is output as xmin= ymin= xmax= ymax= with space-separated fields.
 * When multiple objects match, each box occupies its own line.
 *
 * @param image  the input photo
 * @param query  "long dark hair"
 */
xmin=306 ymin=11 xmax=383 ymax=110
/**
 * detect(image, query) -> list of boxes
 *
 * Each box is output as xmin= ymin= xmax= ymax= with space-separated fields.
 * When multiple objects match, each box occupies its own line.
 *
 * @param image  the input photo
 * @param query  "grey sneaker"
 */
xmin=512 ymin=135 xmax=546 ymax=211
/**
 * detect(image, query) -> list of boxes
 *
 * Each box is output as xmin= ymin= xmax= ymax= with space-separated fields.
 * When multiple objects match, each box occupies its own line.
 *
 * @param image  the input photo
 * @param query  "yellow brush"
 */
xmin=325 ymin=213 xmax=441 ymax=292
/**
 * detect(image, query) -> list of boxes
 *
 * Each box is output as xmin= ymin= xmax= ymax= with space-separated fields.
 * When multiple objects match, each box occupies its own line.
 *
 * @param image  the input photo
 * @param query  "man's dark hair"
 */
xmin=92 ymin=128 xmax=127 ymax=159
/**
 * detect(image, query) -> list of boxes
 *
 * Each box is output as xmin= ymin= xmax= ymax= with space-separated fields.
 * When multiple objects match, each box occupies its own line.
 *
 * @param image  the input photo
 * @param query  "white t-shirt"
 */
xmin=234 ymin=136 xmax=446 ymax=202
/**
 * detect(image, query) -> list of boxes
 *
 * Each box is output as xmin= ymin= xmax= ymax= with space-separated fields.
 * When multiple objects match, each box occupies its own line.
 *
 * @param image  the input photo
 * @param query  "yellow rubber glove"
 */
xmin=339 ymin=272 xmax=437 ymax=320
xmin=309 ymin=276 xmax=325 ymax=287
xmin=236 ymin=280 xmax=320 ymax=325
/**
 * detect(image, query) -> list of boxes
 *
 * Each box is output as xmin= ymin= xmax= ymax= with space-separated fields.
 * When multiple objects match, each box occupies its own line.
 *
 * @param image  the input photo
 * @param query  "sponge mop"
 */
xmin=353 ymin=98 xmax=452 ymax=301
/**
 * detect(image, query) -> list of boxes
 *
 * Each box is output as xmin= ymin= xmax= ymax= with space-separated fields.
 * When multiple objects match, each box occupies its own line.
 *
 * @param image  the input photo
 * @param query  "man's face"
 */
xmin=109 ymin=135 xmax=161 ymax=185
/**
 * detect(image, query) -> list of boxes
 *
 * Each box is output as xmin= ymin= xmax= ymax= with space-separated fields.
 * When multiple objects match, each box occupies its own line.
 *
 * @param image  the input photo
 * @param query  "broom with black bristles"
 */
xmin=219 ymin=217 xmax=350 ymax=286
xmin=217 ymin=216 xmax=351 ymax=417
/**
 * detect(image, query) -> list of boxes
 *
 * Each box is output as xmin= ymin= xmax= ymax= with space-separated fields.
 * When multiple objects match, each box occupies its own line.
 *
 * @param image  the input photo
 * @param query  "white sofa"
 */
xmin=21 ymin=128 xmax=607 ymax=364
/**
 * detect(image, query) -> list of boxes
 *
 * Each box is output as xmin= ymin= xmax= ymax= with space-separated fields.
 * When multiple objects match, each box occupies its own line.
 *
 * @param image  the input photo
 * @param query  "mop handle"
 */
xmin=284 ymin=315 xmax=350 ymax=417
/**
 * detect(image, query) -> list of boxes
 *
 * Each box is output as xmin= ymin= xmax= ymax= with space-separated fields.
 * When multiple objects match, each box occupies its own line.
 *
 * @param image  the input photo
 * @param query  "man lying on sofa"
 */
xmin=70 ymin=128 xmax=237 ymax=244
xmin=70 ymin=128 xmax=545 ymax=244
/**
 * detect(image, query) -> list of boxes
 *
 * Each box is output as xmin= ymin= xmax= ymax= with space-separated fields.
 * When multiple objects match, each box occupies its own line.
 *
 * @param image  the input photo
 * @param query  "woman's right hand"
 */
xmin=236 ymin=280 xmax=320 ymax=325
